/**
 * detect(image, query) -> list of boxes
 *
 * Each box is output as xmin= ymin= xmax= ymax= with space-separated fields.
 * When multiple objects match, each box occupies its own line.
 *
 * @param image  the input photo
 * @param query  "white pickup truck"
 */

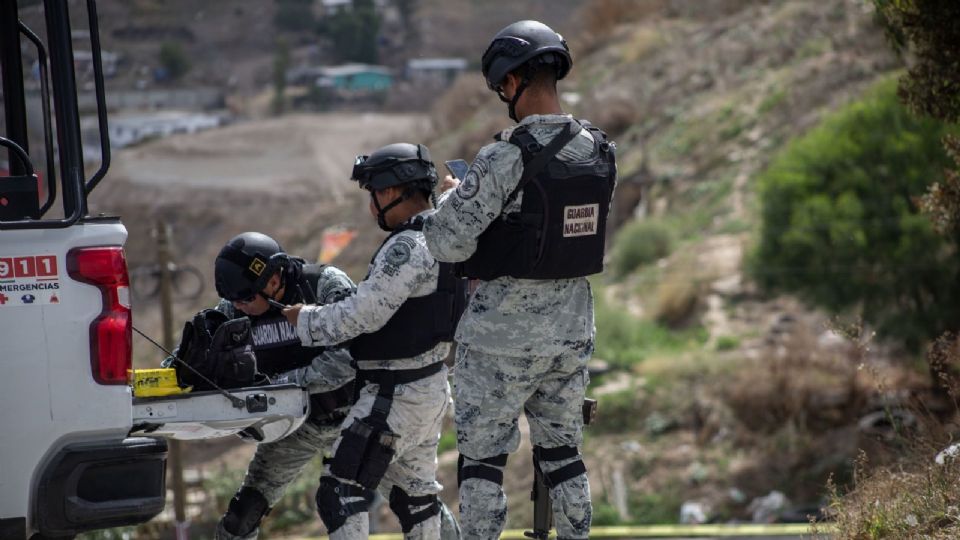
xmin=0 ymin=2 xmax=308 ymax=538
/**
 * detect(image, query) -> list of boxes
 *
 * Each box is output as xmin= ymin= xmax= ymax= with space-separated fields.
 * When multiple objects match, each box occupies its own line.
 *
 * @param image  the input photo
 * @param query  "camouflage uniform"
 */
xmin=215 ymin=265 xmax=357 ymax=540
xmin=296 ymin=212 xmax=458 ymax=540
xmin=423 ymin=114 xmax=598 ymax=539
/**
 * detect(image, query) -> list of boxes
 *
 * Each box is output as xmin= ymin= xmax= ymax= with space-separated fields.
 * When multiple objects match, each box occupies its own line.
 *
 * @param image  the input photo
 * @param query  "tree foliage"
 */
xmin=274 ymin=0 xmax=316 ymax=33
xmin=754 ymin=80 xmax=960 ymax=349
xmin=272 ymin=40 xmax=290 ymax=116
xmin=316 ymin=0 xmax=381 ymax=64
xmin=158 ymin=42 xmax=189 ymax=81
xmin=873 ymin=0 xmax=960 ymax=123
xmin=873 ymin=0 xmax=960 ymax=240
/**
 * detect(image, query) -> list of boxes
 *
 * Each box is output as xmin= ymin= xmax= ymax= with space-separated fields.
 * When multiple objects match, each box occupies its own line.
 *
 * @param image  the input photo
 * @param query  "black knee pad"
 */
xmin=315 ymin=476 xmax=375 ymax=534
xmin=533 ymin=445 xmax=586 ymax=488
xmin=388 ymin=486 xmax=441 ymax=533
xmin=221 ymin=486 xmax=270 ymax=537
xmin=457 ymin=453 xmax=509 ymax=487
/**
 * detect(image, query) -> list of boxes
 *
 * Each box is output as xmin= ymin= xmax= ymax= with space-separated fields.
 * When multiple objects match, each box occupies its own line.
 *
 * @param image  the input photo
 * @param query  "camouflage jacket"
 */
xmin=423 ymin=114 xmax=606 ymax=357
xmin=296 ymin=211 xmax=451 ymax=370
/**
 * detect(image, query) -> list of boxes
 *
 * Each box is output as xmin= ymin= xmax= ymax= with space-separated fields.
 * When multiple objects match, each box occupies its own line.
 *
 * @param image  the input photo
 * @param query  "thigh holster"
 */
xmin=328 ymin=416 xmax=399 ymax=490
xmin=328 ymin=362 xmax=444 ymax=489
xmin=388 ymin=486 xmax=441 ymax=533
xmin=457 ymin=453 xmax=509 ymax=486
xmin=533 ymin=445 xmax=586 ymax=488
xmin=316 ymin=476 xmax=376 ymax=534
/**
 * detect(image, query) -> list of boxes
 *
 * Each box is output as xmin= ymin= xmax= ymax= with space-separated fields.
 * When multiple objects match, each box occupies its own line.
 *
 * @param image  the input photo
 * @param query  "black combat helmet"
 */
xmin=351 ymin=143 xmax=437 ymax=192
xmin=481 ymin=20 xmax=572 ymax=92
xmin=214 ymin=232 xmax=288 ymax=302
xmin=351 ymin=143 xmax=438 ymax=231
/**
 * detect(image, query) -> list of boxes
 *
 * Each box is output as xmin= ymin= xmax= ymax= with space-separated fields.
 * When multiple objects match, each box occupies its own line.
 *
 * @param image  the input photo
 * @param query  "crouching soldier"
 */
xmin=283 ymin=143 xmax=467 ymax=539
xmin=209 ymin=232 xmax=358 ymax=539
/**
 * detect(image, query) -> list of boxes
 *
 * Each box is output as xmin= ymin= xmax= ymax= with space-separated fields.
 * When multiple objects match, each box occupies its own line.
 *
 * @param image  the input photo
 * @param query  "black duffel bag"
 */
xmin=173 ymin=309 xmax=260 ymax=390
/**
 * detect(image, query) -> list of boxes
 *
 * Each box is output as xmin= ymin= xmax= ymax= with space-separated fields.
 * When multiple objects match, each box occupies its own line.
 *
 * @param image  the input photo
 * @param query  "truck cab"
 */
xmin=0 ymin=2 xmax=308 ymax=538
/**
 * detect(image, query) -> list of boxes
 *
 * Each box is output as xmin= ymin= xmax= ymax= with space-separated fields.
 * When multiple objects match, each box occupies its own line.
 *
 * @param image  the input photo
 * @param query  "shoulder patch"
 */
xmin=383 ymin=241 xmax=412 ymax=267
xmin=456 ymin=157 xmax=489 ymax=200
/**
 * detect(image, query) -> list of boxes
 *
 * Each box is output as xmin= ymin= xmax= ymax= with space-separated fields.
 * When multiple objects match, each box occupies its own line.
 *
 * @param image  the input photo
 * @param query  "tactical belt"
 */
xmin=358 ymin=361 xmax=445 ymax=425
xmin=309 ymin=380 xmax=356 ymax=422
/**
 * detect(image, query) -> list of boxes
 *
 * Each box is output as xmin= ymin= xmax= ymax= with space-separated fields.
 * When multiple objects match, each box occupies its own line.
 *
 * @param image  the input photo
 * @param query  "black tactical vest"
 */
xmin=349 ymin=218 xmax=468 ymax=361
xmin=248 ymin=264 xmax=327 ymax=375
xmin=460 ymin=119 xmax=616 ymax=280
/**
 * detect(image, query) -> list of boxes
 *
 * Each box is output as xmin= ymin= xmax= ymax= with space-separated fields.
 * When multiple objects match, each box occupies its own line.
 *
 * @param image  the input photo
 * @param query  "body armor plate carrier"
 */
xmin=461 ymin=119 xmax=616 ymax=280
xmin=248 ymin=263 xmax=328 ymax=375
xmin=350 ymin=217 xmax=468 ymax=361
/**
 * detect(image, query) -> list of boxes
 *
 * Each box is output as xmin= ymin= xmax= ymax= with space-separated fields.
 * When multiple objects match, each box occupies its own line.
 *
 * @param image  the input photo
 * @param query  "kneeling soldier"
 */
xmin=210 ymin=232 xmax=357 ymax=540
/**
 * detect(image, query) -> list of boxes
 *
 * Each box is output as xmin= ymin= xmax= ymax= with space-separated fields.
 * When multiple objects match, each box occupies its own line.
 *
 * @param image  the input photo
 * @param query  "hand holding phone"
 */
xmin=444 ymin=159 xmax=469 ymax=180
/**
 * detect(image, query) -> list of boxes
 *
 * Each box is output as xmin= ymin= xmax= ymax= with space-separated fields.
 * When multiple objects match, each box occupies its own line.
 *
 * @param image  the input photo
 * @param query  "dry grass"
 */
xmin=652 ymin=277 xmax=702 ymax=329
xmin=820 ymin=331 xmax=960 ymax=539
xmin=590 ymin=96 xmax=643 ymax=139
xmin=819 ymin=452 xmax=960 ymax=540
xmin=428 ymin=75 xmax=492 ymax=136
xmin=572 ymin=0 xmax=667 ymax=54
xmin=723 ymin=326 xmax=869 ymax=434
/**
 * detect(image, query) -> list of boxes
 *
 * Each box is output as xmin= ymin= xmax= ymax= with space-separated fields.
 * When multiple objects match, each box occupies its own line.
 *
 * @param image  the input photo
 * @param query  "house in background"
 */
xmin=319 ymin=0 xmax=391 ymax=17
xmin=405 ymin=57 xmax=467 ymax=88
xmin=315 ymin=64 xmax=393 ymax=93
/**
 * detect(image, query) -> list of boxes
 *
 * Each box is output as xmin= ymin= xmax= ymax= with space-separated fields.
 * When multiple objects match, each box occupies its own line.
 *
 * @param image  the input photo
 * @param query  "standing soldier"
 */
xmin=208 ymin=232 xmax=357 ymax=540
xmin=283 ymin=143 xmax=466 ymax=540
xmin=422 ymin=20 xmax=617 ymax=540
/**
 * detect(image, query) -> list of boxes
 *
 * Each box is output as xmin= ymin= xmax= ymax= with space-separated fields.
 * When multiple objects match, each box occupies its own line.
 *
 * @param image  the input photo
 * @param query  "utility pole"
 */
xmin=158 ymin=221 xmax=189 ymax=540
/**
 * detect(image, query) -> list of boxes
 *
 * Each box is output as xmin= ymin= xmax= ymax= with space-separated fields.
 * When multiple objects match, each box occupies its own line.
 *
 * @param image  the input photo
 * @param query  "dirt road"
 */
xmin=109 ymin=112 xmax=429 ymax=203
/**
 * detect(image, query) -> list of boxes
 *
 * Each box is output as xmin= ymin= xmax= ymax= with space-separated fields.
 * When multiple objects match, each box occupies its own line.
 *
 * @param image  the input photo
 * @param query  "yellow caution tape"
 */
xmin=365 ymin=523 xmax=832 ymax=539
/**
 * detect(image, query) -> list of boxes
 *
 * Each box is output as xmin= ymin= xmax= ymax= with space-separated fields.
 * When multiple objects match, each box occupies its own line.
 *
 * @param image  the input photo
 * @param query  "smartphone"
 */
xmin=444 ymin=159 xmax=470 ymax=180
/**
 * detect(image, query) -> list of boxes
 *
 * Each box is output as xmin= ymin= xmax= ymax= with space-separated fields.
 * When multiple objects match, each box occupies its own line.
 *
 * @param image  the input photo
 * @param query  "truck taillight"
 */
xmin=67 ymin=247 xmax=132 ymax=385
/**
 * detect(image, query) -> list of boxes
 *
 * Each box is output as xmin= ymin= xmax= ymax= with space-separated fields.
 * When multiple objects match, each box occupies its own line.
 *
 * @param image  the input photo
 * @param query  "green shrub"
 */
xmin=631 ymin=489 xmax=684 ymax=524
xmin=594 ymin=284 xmax=708 ymax=369
xmin=316 ymin=0 xmax=381 ymax=63
xmin=592 ymin=388 xmax=645 ymax=433
xmin=611 ymin=219 xmax=674 ymax=278
xmin=158 ymin=42 xmax=189 ymax=80
xmin=438 ymin=427 xmax=457 ymax=453
xmin=753 ymin=78 xmax=960 ymax=349
xmin=715 ymin=335 xmax=741 ymax=351
xmin=274 ymin=0 xmax=315 ymax=32
xmin=592 ymin=500 xmax=627 ymax=526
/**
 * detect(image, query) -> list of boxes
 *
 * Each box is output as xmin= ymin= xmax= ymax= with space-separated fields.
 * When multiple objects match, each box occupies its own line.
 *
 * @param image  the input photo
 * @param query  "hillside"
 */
xmin=76 ymin=0 xmax=935 ymax=537
xmin=425 ymin=0 xmax=916 ymax=531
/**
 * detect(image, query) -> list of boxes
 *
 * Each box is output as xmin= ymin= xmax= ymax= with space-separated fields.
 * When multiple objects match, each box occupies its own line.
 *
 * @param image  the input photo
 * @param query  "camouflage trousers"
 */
xmin=215 ymin=410 xmax=344 ymax=540
xmin=322 ymin=367 xmax=459 ymax=540
xmin=454 ymin=345 xmax=592 ymax=540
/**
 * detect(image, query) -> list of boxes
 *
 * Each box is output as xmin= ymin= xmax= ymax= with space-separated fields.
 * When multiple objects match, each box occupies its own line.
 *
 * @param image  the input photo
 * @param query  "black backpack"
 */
xmin=173 ymin=309 xmax=260 ymax=390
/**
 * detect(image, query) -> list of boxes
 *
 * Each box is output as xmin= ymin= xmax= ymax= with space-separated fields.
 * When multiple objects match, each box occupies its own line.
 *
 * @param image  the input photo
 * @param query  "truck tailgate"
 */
xmin=131 ymin=384 xmax=310 ymax=442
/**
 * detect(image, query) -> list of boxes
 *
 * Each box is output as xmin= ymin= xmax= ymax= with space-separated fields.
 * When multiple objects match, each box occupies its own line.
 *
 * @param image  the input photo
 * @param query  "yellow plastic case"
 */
xmin=129 ymin=368 xmax=188 ymax=397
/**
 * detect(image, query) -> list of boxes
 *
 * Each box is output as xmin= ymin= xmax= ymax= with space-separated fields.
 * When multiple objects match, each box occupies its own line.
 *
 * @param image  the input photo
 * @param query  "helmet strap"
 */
xmin=371 ymin=188 xmax=415 ymax=232
xmin=256 ymin=269 xmax=286 ymax=306
xmin=498 ymin=77 xmax=530 ymax=122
